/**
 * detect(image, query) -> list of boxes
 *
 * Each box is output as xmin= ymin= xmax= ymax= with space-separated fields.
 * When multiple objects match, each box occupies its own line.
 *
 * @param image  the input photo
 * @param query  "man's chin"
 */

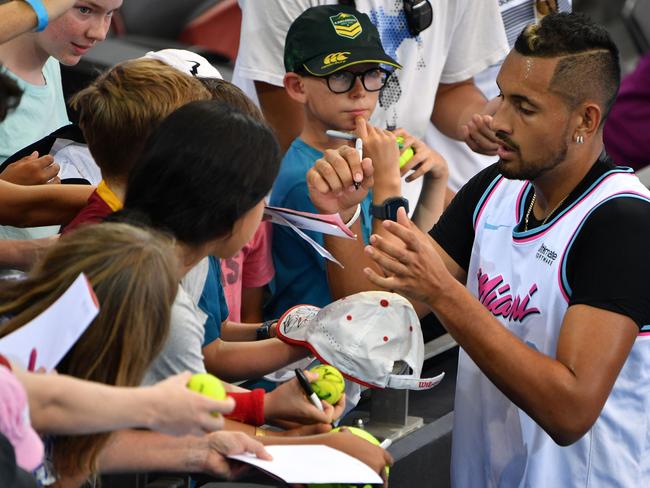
xmin=496 ymin=158 xmax=524 ymax=180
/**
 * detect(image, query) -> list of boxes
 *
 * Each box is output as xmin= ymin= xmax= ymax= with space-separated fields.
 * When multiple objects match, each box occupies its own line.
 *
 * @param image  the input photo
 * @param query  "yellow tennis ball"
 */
xmin=309 ymin=427 xmax=390 ymax=488
xmin=187 ymin=373 xmax=226 ymax=415
xmin=309 ymin=365 xmax=345 ymax=405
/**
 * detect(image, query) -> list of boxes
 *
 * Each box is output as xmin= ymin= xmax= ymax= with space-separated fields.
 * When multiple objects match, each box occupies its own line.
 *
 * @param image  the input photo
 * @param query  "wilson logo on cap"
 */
xmin=323 ymin=51 xmax=351 ymax=65
xmin=330 ymin=12 xmax=362 ymax=39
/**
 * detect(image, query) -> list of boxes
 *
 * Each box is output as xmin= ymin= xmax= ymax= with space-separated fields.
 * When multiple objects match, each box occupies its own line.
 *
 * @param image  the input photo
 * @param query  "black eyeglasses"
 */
xmin=322 ymin=67 xmax=392 ymax=94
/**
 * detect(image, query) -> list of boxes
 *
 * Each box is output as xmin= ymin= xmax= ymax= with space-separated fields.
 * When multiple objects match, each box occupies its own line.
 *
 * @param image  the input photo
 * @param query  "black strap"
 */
xmin=338 ymin=0 xmax=356 ymax=6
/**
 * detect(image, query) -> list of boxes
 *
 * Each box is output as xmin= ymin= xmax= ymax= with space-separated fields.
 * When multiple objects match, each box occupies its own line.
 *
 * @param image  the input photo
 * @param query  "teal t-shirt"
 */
xmin=0 ymin=57 xmax=69 ymax=162
xmin=199 ymin=256 xmax=229 ymax=345
xmin=265 ymin=138 xmax=372 ymax=320
xmin=0 ymin=58 xmax=69 ymax=240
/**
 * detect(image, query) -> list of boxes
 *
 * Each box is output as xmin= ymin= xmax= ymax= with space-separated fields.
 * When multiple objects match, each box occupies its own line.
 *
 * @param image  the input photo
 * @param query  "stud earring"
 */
xmin=575 ymin=135 xmax=584 ymax=144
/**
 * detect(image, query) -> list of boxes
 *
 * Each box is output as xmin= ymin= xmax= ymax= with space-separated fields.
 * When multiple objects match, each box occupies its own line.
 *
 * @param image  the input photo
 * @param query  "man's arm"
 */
xmin=0 ymin=180 xmax=91 ymax=226
xmin=255 ymin=81 xmax=304 ymax=154
xmin=16 ymin=370 xmax=233 ymax=437
xmin=0 ymin=237 xmax=54 ymax=270
xmin=202 ymin=338 xmax=309 ymax=383
xmin=97 ymin=429 xmax=270 ymax=477
xmin=364 ymin=209 xmax=638 ymax=445
xmin=431 ymin=79 xmax=491 ymax=140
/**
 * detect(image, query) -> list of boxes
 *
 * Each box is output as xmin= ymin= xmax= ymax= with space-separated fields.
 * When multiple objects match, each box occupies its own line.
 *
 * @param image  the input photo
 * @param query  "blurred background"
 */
xmin=62 ymin=0 xmax=650 ymax=97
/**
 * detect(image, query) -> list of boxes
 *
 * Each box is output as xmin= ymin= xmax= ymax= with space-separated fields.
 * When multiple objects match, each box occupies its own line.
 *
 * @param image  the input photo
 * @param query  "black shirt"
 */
xmin=430 ymin=158 xmax=650 ymax=329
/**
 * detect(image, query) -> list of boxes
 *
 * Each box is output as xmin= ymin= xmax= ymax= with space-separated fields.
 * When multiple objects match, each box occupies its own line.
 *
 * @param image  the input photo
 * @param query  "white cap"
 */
xmin=143 ymin=49 xmax=223 ymax=79
xmin=277 ymin=291 xmax=445 ymax=390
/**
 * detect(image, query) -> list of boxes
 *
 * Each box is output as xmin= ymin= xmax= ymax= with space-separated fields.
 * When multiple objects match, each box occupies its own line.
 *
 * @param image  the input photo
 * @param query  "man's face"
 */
xmin=300 ymin=63 xmax=381 ymax=132
xmin=493 ymin=51 xmax=574 ymax=181
xmin=36 ymin=0 xmax=122 ymax=66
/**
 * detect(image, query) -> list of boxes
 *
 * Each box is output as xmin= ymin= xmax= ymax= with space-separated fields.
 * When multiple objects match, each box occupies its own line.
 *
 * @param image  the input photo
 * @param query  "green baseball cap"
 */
xmin=284 ymin=5 xmax=401 ymax=76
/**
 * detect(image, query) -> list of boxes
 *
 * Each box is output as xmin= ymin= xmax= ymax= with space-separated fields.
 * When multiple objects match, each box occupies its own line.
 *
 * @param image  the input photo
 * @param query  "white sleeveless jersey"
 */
xmin=453 ymin=167 xmax=650 ymax=487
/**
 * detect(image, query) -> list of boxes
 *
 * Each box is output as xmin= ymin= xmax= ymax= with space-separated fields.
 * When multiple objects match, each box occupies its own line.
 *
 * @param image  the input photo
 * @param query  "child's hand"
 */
xmin=307 ymin=146 xmax=374 ymax=219
xmin=393 ymin=129 xmax=449 ymax=183
xmin=263 ymin=370 xmax=345 ymax=425
xmin=355 ymin=117 xmax=401 ymax=186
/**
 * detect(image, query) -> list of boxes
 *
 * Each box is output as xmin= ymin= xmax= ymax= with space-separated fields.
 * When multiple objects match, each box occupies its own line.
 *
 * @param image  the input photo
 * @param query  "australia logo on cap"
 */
xmin=330 ymin=12 xmax=362 ymax=39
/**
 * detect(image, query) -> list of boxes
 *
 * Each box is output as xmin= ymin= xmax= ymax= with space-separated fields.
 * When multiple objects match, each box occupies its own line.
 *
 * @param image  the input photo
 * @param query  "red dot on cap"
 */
xmin=380 ymin=299 xmax=389 ymax=307
xmin=383 ymin=336 xmax=389 ymax=342
xmin=409 ymin=326 xmax=413 ymax=331
xmin=346 ymin=315 xmax=352 ymax=321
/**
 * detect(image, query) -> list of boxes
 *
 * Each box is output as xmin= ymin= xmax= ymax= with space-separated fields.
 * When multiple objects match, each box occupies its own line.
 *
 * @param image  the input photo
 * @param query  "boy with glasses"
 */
xmin=267 ymin=4 xmax=448 ymax=319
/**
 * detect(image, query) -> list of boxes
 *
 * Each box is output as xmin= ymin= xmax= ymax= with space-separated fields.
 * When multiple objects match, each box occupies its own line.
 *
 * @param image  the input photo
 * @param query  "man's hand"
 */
xmin=363 ymin=207 xmax=453 ymax=306
xmin=461 ymin=97 xmax=502 ymax=156
xmin=197 ymin=431 xmax=272 ymax=479
xmin=307 ymin=145 xmax=374 ymax=218
xmin=264 ymin=370 xmax=345 ymax=425
xmin=393 ymin=128 xmax=449 ymax=183
xmin=322 ymin=430 xmax=393 ymax=487
xmin=0 ymin=151 xmax=60 ymax=185
xmin=147 ymin=372 xmax=236 ymax=437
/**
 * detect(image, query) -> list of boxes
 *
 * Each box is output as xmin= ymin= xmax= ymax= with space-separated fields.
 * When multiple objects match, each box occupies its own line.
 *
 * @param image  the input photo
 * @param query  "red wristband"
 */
xmin=225 ymin=388 xmax=265 ymax=426
xmin=0 ymin=353 xmax=11 ymax=370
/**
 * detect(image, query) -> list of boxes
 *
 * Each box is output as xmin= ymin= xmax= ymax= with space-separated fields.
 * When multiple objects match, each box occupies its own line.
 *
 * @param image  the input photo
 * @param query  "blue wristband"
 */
xmin=24 ymin=0 xmax=49 ymax=32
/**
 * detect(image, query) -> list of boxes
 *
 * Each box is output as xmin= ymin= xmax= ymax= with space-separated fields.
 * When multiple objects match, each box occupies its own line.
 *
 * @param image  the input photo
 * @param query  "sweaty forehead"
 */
xmin=497 ymin=51 xmax=559 ymax=97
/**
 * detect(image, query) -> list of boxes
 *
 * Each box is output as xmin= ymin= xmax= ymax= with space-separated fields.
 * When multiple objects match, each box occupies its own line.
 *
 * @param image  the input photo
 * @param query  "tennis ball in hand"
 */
xmin=396 ymin=136 xmax=415 ymax=168
xmin=187 ymin=373 xmax=226 ymax=415
xmin=309 ymin=365 xmax=345 ymax=405
xmin=309 ymin=427 xmax=389 ymax=488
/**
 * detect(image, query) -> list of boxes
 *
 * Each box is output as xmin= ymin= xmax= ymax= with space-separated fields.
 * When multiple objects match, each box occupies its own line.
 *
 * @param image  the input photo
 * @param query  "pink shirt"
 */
xmin=220 ymin=222 xmax=274 ymax=322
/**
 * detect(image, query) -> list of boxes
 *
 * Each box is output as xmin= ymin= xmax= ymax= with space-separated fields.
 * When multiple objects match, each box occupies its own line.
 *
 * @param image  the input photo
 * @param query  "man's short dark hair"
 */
xmin=0 ymin=71 xmax=22 ymax=122
xmin=514 ymin=12 xmax=620 ymax=124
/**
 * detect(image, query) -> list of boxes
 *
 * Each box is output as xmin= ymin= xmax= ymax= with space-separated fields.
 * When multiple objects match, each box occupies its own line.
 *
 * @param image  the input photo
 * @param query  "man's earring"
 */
xmin=575 ymin=134 xmax=584 ymax=144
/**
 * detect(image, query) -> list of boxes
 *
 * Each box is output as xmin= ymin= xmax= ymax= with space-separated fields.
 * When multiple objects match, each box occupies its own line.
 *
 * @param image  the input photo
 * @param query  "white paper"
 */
xmin=228 ymin=444 xmax=383 ymax=484
xmin=264 ymin=206 xmax=356 ymax=239
xmin=0 ymin=273 xmax=99 ymax=371
xmin=269 ymin=212 xmax=344 ymax=268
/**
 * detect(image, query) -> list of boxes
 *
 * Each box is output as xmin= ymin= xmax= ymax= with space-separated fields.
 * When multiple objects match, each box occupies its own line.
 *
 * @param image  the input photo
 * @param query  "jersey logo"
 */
xmin=323 ymin=52 xmax=351 ymax=65
xmin=536 ymin=243 xmax=558 ymax=266
xmin=477 ymin=268 xmax=541 ymax=322
xmin=330 ymin=12 xmax=362 ymax=39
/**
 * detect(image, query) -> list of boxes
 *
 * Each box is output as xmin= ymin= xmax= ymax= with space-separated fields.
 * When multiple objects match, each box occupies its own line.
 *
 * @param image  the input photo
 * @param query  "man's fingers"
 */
xmin=246 ymin=438 xmax=273 ymax=461
xmin=365 ymin=242 xmax=410 ymax=275
xmin=200 ymin=412 xmax=225 ymax=434
xmin=363 ymin=266 xmax=399 ymax=290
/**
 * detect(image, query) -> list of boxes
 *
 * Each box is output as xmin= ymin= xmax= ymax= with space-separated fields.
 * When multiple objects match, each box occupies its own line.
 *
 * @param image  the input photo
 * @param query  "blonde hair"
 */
xmin=0 ymin=223 xmax=179 ymax=477
xmin=70 ymin=58 xmax=211 ymax=180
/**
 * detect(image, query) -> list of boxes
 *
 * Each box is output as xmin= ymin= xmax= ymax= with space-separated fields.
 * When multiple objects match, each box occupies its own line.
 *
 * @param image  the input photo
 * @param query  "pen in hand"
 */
xmin=295 ymin=368 xmax=324 ymax=412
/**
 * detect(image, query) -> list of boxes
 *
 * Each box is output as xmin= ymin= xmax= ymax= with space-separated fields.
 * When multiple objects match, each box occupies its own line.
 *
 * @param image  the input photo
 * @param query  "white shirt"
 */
xmin=233 ymin=0 xmax=509 ymax=205
xmin=457 ymin=169 xmax=650 ymax=487
xmin=426 ymin=0 xmax=573 ymax=191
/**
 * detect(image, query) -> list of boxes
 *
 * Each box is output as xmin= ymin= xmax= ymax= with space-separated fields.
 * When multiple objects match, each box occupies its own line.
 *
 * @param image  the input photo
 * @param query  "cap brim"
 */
xmin=303 ymin=46 xmax=401 ymax=76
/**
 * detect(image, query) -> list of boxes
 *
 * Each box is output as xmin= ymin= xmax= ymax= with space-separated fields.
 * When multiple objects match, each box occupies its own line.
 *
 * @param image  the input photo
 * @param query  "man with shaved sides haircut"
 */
xmin=361 ymin=13 xmax=650 ymax=487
